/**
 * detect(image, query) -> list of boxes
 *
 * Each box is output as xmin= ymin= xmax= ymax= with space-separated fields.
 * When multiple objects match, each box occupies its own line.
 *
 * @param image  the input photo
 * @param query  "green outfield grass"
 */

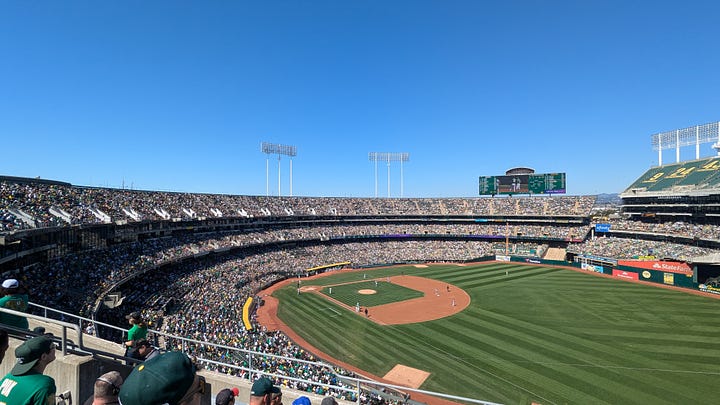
xmin=321 ymin=280 xmax=423 ymax=307
xmin=274 ymin=263 xmax=720 ymax=405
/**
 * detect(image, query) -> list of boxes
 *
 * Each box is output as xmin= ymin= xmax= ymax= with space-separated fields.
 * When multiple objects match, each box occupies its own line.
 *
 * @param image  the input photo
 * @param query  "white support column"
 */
xmin=400 ymin=158 xmax=404 ymax=198
xmin=277 ymin=155 xmax=281 ymax=197
xmin=289 ymin=158 xmax=293 ymax=197
xmin=676 ymin=129 xmax=680 ymax=163
xmin=387 ymin=159 xmax=391 ymax=198
xmin=266 ymin=158 xmax=269 ymax=197
xmin=374 ymin=159 xmax=378 ymax=198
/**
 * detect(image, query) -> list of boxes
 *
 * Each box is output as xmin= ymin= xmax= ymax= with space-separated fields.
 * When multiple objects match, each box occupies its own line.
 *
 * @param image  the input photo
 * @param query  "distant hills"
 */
xmin=595 ymin=193 xmax=622 ymax=205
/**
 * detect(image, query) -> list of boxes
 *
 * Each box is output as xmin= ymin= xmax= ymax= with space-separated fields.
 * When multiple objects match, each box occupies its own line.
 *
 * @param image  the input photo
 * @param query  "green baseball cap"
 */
xmin=250 ymin=377 xmax=280 ymax=396
xmin=12 ymin=336 xmax=54 ymax=376
xmin=118 ymin=351 xmax=195 ymax=405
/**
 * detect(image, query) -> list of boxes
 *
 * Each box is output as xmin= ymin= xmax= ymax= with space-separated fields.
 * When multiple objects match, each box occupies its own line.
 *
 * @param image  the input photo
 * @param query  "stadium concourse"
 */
xmin=3 ymin=173 xmax=720 ymax=403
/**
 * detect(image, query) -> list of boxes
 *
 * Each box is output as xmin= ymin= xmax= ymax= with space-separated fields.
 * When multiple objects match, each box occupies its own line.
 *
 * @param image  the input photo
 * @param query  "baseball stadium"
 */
xmin=2 ymin=122 xmax=720 ymax=405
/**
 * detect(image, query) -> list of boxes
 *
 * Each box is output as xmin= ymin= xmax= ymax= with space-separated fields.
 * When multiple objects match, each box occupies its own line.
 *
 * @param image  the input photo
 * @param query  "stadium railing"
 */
xmin=13 ymin=303 xmax=499 ymax=405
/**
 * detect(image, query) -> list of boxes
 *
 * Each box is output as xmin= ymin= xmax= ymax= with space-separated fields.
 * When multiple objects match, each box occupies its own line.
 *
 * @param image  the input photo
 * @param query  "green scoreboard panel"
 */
xmin=479 ymin=173 xmax=566 ymax=195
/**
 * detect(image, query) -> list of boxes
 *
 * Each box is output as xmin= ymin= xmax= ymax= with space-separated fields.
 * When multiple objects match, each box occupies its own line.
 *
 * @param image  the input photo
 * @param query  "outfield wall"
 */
xmin=503 ymin=254 xmax=701 ymax=291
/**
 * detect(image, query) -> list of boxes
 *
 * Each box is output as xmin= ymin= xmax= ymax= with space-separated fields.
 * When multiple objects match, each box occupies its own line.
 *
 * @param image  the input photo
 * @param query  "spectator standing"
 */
xmin=0 ymin=335 xmax=57 ymax=405
xmin=124 ymin=312 xmax=147 ymax=363
xmin=83 ymin=371 xmax=124 ymax=405
xmin=0 ymin=278 xmax=29 ymax=330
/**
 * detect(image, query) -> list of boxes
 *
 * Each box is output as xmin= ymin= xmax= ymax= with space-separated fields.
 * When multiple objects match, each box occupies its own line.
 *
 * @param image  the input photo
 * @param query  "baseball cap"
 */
xmin=12 ymin=335 xmax=54 ymax=376
xmin=2 ymin=279 xmax=18 ymax=289
xmin=215 ymin=388 xmax=236 ymax=405
xmin=118 ymin=351 xmax=196 ymax=405
xmin=250 ymin=377 xmax=280 ymax=396
xmin=125 ymin=311 xmax=141 ymax=320
xmin=321 ymin=397 xmax=338 ymax=405
xmin=292 ymin=396 xmax=311 ymax=405
xmin=135 ymin=338 xmax=151 ymax=348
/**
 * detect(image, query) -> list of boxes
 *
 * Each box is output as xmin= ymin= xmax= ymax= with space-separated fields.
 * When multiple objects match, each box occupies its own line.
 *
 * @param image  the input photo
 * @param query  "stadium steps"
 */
xmin=543 ymin=247 xmax=566 ymax=261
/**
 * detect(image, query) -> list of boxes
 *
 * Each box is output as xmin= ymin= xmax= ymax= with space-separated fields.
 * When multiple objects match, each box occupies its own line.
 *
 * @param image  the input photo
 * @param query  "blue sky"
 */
xmin=2 ymin=1 xmax=720 ymax=197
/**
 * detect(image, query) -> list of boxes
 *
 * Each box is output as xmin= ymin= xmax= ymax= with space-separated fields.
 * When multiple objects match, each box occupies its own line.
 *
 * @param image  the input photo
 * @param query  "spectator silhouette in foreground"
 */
xmin=119 ymin=351 xmax=205 ymax=405
xmin=83 ymin=370 xmax=124 ymax=405
xmin=215 ymin=387 xmax=240 ymax=405
xmin=249 ymin=377 xmax=281 ymax=405
xmin=292 ymin=396 xmax=311 ymax=405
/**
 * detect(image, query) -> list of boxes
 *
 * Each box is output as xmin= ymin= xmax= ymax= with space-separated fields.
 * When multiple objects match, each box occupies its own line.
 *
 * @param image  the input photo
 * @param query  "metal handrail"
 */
xmin=22 ymin=302 xmax=498 ymax=405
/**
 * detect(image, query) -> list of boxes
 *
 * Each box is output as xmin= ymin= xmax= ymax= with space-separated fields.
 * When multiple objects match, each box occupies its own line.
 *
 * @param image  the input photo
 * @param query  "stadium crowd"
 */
xmin=607 ymin=219 xmax=720 ymax=241
xmin=7 ymin=177 xmax=720 ymax=403
xmin=567 ymin=236 xmax=714 ymax=260
xmin=1 ymin=179 xmax=596 ymax=232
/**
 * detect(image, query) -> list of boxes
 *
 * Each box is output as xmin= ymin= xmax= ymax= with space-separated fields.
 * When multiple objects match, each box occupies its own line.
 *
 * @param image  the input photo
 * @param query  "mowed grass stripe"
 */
xmin=402 ymin=323 xmax=551 ymax=405
xmin=274 ymin=263 xmax=720 ymax=404
xmin=278 ymin=287 xmax=469 ymax=377
xmin=276 ymin=289 xmax=397 ymax=371
xmin=453 ymin=310 xmax=690 ymax=404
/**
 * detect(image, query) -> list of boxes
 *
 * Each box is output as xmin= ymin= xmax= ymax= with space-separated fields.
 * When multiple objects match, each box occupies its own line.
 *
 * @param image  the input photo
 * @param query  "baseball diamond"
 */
xmin=258 ymin=262 xmax=720 ymax=405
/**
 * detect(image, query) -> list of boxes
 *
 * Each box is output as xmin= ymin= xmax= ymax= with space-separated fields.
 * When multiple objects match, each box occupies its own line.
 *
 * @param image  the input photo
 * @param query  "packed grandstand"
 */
xmin=2 ymin=162 xmax=720 ymax=404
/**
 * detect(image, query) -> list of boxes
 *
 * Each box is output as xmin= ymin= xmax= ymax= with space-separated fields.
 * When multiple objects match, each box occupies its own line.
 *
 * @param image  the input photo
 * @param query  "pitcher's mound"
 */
xmin=383 ymin=364 xmax=430 ymax=388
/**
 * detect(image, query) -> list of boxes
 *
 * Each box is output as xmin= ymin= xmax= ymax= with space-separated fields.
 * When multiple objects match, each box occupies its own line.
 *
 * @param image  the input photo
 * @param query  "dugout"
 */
xmin=691 ymin=253 xmax=720 ymax=295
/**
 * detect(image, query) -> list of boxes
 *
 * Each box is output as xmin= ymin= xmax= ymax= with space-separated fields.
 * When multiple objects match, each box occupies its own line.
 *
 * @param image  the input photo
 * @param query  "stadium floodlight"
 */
xmin=651 ymin=121 xmax=720 ymax=165
xmin=261 ymin=142 xmax=298 ymax=197
xmin=368 ymin=152 xmax=410 ymax=198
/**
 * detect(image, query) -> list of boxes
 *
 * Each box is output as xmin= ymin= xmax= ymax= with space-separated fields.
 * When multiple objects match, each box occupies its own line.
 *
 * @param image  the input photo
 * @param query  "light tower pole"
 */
xmin=261 ymin=142 xmax=297 ymax=196
xmin=368 ymin=152 xmax=410 ymax=198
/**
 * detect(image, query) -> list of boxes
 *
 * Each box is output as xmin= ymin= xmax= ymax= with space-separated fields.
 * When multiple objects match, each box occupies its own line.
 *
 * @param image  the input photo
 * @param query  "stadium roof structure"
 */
xmin=690 ymin=252 xmax=720 ymax=265
xmin=620 ymin=156 xmax=720 ymax=198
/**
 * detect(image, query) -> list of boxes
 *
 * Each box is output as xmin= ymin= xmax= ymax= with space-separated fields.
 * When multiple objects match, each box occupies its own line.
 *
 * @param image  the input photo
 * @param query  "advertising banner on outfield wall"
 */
xmin=581 ymin=263 xmax=604 ymax=273
xmin=617 ymin=260 xmax=693 ymax=275
xmin=698 ymin=284 xmax=720 ymax=295
xmin=612 ymin=269 xmax=639 ymax=280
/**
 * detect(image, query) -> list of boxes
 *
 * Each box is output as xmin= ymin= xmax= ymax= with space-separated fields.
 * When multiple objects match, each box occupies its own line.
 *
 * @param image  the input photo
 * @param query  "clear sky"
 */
xmin=2 ymin=1 xmax=720 ymax=198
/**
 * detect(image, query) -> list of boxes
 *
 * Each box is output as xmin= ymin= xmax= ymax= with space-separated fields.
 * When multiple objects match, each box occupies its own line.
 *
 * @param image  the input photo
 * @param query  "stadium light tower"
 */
xmin=368 ymin=152 xmax=410 ymax=198
xmin=261 ymin=142 xmax=297 ymax=197
xmin=651 ymin=121 xmax=720 ymax=165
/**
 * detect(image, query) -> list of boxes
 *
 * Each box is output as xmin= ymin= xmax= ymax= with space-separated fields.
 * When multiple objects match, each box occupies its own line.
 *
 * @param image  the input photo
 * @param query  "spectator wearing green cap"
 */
xmin=0 ymin=335 xmax=57 ymax=405
xmin=118 ymin=351 xmax=205 ymax=405
xmin=249 ymin=377 xmax=281 ymax=405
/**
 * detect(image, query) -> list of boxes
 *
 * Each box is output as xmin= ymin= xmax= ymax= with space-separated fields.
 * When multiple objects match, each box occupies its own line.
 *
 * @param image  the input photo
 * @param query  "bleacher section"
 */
xmin=623 ymin=156 xmax=720 ymax=196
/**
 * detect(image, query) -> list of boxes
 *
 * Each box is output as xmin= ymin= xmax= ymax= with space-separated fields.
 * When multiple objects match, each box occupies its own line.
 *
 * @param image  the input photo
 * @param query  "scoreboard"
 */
xmin=479 ymin=173 xmax=566 ymax=195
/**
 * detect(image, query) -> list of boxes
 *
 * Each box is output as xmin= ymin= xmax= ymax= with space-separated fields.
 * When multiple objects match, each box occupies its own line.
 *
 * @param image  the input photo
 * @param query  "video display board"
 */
xmin=479 ymin=173 xmax=566 ymax=195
